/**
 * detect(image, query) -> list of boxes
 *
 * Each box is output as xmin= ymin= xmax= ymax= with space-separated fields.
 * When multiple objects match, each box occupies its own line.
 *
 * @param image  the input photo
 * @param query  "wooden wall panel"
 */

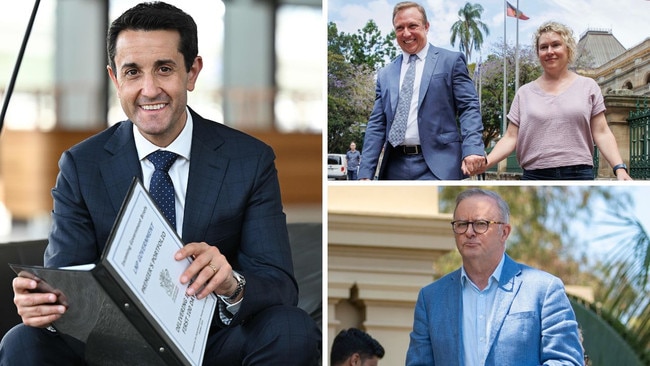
xmin=0 ymin=130 xmax=321 ymax=220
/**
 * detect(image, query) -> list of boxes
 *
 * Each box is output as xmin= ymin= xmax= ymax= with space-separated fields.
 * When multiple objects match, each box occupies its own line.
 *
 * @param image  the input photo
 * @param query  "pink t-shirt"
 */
xmin=507 ymin=75 xmax=606 ymax=170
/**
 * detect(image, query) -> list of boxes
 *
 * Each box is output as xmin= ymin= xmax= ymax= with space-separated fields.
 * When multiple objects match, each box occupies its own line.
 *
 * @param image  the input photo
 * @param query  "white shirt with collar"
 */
xmin=132 ymin=108 xmax=242 ymax=322
xmin=399 ymin=43 xmax=429 ymax=146
xmin=133 ymin=109 xmax=193 ymax=238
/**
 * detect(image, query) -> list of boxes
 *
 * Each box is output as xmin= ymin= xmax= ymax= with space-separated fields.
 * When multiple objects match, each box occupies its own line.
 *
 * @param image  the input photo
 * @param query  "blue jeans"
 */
xmin=522 ymin=165 xmax=594 ymax=180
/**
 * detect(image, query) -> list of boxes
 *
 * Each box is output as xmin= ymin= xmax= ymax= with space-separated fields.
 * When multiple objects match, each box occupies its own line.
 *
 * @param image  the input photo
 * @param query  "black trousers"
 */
xmin=0 ymin=305 xmax=321 ymax=365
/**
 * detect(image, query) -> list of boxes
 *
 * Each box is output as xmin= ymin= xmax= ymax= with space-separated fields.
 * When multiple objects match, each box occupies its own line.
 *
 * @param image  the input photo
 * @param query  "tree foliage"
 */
xmin=477 ymin=41 xmax=542 ymax=147
xmin=327 ymin=21 xmax=397 ymax=70
xmin=592 ymin=201 xmax=650 ymax=356
xmin=327 ymin=51 xmax=374 ymax=153
xmin=327 ymin=21 xmax=397 ymax=154
xmin=450 ymin=2 xmax=489 ymax=62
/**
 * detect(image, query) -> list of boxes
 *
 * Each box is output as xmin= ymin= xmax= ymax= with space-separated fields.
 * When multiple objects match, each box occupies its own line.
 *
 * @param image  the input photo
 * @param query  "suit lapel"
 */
xmin=100 ymin=121 xmax=142 ymax=214
xmin=418 ymin=44 xmax=439 ymax=106
xmin=182 ymin=110 xmax=228 ymax=243
xmin=449 ymin=270 xmax=465 ymax=366
xmin=485 ymin=255 xmax=522 ymax=361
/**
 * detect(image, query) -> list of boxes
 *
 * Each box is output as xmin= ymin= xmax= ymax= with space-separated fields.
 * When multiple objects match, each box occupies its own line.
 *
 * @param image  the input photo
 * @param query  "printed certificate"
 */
xmin=11 ymin=178 xmax=216 ymax=366
xmin=103 ymin=178 xmax=217 ymax=366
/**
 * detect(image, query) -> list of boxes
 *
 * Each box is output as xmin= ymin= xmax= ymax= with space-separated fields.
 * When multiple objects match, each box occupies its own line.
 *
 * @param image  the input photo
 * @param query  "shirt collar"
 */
xmin=134 ymin=107 xmax=193 ymax=161
xmin=402 ymin=43 xmax=429 ymax=65
xmin=461 ymin=253 xmax=506 ymax=289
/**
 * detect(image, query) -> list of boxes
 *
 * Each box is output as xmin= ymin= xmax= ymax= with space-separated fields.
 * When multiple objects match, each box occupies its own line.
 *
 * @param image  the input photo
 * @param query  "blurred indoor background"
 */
xmin=0 ymin=0 xmax=323 ymax=241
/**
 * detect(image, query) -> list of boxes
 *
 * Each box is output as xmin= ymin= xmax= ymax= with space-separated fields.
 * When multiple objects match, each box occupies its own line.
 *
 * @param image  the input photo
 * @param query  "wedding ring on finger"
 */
xmin=207 ymin=262 xmax=217 ymax=276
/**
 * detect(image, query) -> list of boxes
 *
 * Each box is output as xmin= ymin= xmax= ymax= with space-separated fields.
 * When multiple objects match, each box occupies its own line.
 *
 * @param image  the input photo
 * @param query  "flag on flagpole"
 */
xmin=506 ymin=1 xmax=529 ymax=20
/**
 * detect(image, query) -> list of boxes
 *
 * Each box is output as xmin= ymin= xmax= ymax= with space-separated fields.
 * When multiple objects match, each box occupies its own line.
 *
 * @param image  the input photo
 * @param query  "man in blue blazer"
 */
xmin=0 ymin=3 xmax=320 ymax=365
xmin=406 ymin=189 xmax=584 ymax=365
xmin=358 ymin=1 xmax=485 ymax=180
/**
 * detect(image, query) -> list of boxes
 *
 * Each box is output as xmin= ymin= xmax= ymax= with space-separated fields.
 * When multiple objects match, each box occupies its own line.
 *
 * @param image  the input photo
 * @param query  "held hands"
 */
xmin=462 ymin=154 xmax=487 ymax=176
xmin=12 ymin=276 xmax=66 ymax=328
xmin=175 ymin=242 xmax=240 ymax=300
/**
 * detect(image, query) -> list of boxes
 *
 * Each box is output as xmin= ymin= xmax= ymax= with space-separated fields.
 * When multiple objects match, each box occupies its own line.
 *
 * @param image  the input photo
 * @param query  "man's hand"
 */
xmin=462 ymin=154 xmax=486 ymax=176
xmin=13 ymin=276 xmax=66 ymax=328
xmin=175 ymin=242 xmax=240 ymax=300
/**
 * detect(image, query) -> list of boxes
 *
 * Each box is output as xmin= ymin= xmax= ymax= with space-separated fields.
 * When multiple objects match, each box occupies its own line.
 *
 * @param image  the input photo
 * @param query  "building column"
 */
xmin=55 ymin=0 xmax=107 ymax=129
xmin=222 ymin=0 xmax=275 ymax=129
xmin=602 ymin=95 xmax=635 ymax=178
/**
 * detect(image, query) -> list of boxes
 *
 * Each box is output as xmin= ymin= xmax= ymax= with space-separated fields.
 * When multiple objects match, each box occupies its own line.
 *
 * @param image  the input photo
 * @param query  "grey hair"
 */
xmin=454 ymin=188 xmax=510 ymax=223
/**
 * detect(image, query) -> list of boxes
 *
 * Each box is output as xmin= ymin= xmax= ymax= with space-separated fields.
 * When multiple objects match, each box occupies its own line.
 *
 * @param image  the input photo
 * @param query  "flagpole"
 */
xmin=515 ymin=0 xmax=520 ymax=93
xmin=478 ymin=51 xmax=483 ymax=114
xmin=502 ymin=0 xmax=507 ymax=136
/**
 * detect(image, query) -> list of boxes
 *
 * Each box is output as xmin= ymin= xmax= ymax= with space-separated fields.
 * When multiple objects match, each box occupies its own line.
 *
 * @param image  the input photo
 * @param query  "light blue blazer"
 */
xmin=406 ymin=255 xmax=584 ymax=366
xmin=358 ymin=44 xmax=484 ymax=180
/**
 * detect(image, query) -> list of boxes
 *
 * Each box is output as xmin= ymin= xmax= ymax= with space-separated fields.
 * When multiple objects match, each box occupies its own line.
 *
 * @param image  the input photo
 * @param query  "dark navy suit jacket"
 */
xmin=359 ymin=44 xmax=484 ymax=180
xmin=44 ymin=108 xmax=298 ymax=328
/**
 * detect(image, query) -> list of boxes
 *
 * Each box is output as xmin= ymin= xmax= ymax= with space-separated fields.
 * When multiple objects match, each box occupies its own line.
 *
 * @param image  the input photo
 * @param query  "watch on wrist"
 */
xmin=220 ymin=271 xmax=245 ymax=304
xmin=613 ymin=163 xmax=628 ymax=175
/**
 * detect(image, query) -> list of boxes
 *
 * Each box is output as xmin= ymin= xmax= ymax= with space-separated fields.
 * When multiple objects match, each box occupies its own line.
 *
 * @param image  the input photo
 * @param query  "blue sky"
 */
xmin=327 ymin=0 xmax=650 ymax=62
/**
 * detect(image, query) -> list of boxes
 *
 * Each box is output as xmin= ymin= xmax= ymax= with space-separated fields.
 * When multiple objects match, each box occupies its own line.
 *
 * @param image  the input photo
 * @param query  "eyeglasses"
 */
xmin=450 ymin=220 xmax=506 ymax=234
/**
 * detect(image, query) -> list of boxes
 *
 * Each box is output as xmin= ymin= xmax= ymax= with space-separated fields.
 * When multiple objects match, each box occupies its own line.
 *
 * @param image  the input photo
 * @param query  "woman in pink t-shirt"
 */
xmin=484 ymin=21 xmax=632 ymax=180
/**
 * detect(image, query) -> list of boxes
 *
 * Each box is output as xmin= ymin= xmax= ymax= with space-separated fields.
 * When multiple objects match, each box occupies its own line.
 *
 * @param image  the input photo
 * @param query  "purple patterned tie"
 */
xmin=388 ymin=54 xmax=418 ymax=147
xmin=147 ymin=150 xmax=178 ymax=230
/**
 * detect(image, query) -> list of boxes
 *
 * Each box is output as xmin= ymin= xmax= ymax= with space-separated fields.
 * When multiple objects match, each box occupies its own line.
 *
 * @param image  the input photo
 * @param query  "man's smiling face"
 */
xmin=107 ymin=29 xmax=202 ymax=147
xmin=393 ymin=6 xmax=430 ymax=55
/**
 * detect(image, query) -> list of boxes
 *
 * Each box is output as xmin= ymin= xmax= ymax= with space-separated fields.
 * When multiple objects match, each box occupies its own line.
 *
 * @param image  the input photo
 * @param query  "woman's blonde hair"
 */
xmin=533 ymin=21 xmax=577 ymax=65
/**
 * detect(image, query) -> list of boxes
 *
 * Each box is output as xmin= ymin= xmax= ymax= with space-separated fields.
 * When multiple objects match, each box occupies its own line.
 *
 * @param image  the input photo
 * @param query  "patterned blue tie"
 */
xmin=147 ymin=150 xmax=178 ymax=230
xmin=388 ymin=53 xmax=418 ymax=147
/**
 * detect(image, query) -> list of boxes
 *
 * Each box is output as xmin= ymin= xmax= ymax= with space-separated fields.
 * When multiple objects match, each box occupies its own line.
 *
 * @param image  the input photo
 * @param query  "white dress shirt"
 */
xmin=133 ymin=108 xmax=241 ymax=321
xmin=399 ymin=43 xmax=429 ymax=145
xmin=133 ymin=110 xmax=192 ymax=238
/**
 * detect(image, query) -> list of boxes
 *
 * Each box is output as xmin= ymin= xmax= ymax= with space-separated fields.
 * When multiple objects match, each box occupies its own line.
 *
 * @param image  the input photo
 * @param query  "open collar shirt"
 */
xmin=460 ymin=253 xmax=506 ymax=366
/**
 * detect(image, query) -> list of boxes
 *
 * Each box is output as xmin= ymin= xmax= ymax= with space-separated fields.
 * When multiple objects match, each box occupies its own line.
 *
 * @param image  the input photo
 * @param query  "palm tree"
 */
xmin=449 ymin=2 xmax=489 ymax=62
xmin=594 ymin=198 xmax=650 ymax=360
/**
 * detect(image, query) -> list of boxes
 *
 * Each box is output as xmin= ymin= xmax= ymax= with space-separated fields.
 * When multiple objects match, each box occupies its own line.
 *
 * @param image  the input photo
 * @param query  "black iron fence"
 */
xmin=629 ymin=99 xmax=650 ymax=179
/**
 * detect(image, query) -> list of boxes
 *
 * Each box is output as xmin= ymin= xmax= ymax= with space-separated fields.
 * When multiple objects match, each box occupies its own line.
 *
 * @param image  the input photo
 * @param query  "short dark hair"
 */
xmin=106 ymin=1 xmax=198 ymax=72
xmin=330 ymin=328 xmax=385 ymax=365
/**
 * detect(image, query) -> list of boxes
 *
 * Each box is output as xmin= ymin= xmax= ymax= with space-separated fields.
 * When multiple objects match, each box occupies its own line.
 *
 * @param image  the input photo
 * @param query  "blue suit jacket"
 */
xmin=44 ymin=108 xmax=298 ymax=327
xmin=358 ymin=44 xmax=484 ymax=180
xmin=406 ymin=255 xmax=584 ymax=366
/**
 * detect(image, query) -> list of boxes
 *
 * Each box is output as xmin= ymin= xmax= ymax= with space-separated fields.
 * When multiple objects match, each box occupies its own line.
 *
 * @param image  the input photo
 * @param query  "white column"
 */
xmin=55 ymin=0 xmax=107 ymax=129
xmin=222 ymin=0 xmax=275 ymax=129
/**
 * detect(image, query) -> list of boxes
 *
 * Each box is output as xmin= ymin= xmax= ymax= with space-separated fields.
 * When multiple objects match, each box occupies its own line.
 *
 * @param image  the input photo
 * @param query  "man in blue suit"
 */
xmin=358 ymin=1 xmax=485 ymax=180
xmin=406 ymin=189 xmax=584 ymax=365
xmin=0 ymin=2 xmax=320 ymax=365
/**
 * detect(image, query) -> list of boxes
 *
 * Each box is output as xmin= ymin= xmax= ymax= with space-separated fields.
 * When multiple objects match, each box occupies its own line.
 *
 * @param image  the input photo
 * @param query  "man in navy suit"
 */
xmin=358 ymin=1 xmax=485 ymax=180
xmin=406 ymin=189 xmax=584 ymax=365
xmin=0 ymin=2 xmax=320 ymax=365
